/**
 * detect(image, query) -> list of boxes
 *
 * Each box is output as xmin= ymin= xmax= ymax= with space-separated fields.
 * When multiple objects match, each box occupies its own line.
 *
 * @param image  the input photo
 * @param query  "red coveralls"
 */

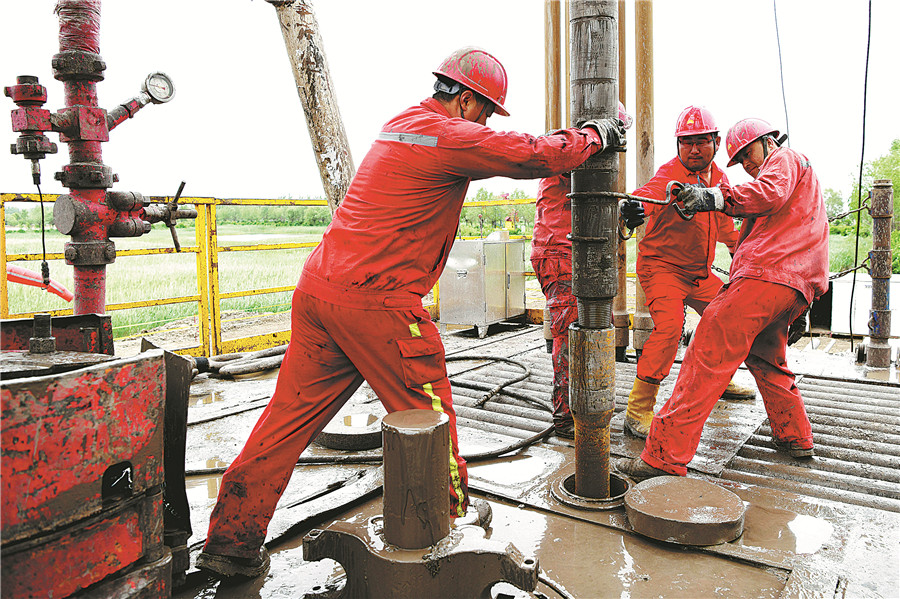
xmin=641 ymin=147 xmax=829 ymax=475
xmin=531 ymin=174 xmax=577 ymax=427
xmin=632 ymin=158 xmax=739 ymax=384
xmin=204 ymin=98 xmax=605 ymax=558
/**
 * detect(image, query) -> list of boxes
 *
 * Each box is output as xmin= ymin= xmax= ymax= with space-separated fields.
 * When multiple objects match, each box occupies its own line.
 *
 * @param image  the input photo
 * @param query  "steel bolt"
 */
xmin=65 ymin=246 xmax=78 ymax=262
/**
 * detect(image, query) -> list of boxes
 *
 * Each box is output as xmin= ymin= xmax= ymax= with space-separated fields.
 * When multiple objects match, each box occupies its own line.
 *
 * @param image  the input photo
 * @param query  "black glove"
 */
xmin=619 ymin=199 xmax=645 ymax=229
xmin=581 ymin=118 xmax=627 ymax=151
xmin=675 ymin=184 xmax=725 ymax=213
xmin=787 ymin=306 xmax=810 ymax=345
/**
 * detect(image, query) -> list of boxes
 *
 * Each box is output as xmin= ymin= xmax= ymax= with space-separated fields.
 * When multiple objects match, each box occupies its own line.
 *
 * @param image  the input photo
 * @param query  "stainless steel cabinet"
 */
xmin=438 ymin=235 xmax=525 ymax=337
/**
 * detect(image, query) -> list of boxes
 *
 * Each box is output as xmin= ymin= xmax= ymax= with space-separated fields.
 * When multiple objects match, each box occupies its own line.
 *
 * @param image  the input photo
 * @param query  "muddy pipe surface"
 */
xmin=381 ymin=410 xmax=450 ymax=549
xmin=570 ymin=326 xmax=616 ymax=498
xmin=867 ymin=179 xmax=893 ymax=367
xmin=568 ymin=0 xmax=619 ymax=500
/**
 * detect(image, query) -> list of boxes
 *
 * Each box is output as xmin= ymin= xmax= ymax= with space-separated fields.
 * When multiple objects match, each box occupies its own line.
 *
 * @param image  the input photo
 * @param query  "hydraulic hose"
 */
xmin=184 ymin=353 xmax=554 ymax=475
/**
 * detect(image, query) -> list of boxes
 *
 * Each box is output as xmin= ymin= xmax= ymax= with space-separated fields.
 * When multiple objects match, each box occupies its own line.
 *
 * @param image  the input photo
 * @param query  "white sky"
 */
xmin=1 ymin=0 xmax=897 ymax=203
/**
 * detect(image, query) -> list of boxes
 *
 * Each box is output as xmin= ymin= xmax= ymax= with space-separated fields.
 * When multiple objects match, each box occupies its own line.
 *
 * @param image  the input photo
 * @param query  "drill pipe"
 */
xmin=568 ymin=0 xmax=619 ymax=499
xmin=867 ymin=179 xmax=893 ymax=368
xmin=570 ymin=326 xmax=616 ymax=497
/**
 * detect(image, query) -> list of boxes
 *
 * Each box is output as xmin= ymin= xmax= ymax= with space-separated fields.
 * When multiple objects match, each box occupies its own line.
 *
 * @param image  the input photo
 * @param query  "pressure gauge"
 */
xmin=142 ymin=72 xmax=175 ymax=104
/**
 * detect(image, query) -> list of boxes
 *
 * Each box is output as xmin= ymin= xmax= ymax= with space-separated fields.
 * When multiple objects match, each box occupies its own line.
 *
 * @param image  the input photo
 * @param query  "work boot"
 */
xmin=455 ymin=498 xmax=493 ymax=530
xmin=624 ymin=378 xmax=659 ymax=439
xmin=773 ymin=438 xmax=815 ymax=459
xmin=197 ymin=546 xmax=270 ymax=579
xmin=554 ymin=419 xmax=575 ymax=440
xmin=721 ymin=380 xmax=756 ymax=400
xmin=615 ymin=457 xmax=672 ymax=482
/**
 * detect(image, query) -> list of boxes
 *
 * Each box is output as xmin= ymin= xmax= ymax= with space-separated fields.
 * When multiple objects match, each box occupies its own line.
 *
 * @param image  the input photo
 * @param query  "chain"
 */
xmin=828 ymin=195 xmax=870 ymax=222
xmin=828 ymin=256 xmax=870 ymax=280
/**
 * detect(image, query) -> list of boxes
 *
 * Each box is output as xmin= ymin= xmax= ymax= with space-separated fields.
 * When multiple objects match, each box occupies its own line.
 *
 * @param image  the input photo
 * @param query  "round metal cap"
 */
xmin=624 ymin=476 xmax=745 ymax=546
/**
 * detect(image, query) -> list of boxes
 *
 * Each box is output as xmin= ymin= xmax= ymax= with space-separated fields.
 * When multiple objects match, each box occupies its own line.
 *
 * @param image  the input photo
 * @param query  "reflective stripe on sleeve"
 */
xmin=378 ymin=131 xmax=439 ymax=147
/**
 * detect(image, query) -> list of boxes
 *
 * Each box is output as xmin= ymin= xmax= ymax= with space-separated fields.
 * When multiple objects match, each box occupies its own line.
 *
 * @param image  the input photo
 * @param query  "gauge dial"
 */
xmin=142 ymin=72 xmax=175 ymax=103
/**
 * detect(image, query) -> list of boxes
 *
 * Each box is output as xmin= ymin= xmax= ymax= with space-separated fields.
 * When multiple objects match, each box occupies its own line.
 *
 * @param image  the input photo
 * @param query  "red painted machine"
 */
xmin=2 ymin=1 xmax=195 ymax=596
xmin=4 ymin=0 xmax=194 ymax=315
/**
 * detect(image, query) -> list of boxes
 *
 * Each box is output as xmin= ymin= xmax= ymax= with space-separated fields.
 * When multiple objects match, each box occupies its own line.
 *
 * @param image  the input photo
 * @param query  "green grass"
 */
xmin=3 ymin=227 xmax=882 ymax=339
xmin=4 ymin=224 xmax=322 ymax=338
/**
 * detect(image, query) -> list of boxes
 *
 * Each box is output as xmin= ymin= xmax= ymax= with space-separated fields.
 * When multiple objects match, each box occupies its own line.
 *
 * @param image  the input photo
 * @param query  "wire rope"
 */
xmin=773 ymin=0 xmax=791 ymax=144
xmin=849 ymin=0 xmax=873 ymax=351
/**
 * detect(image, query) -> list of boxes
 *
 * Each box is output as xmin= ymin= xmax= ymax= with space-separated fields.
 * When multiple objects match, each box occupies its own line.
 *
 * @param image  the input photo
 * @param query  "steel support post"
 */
xmin=612 ymin=0 xmax=630 ymax=361
xmin=631 ymin=0 xmax=654 ymax=352
xmin=867 ymin=179 xmax=894 ymax=368
xmin=545 ymin=0 xmax=562 ymax=132
xmin=568 ymin=0 xmax=618 ymax=499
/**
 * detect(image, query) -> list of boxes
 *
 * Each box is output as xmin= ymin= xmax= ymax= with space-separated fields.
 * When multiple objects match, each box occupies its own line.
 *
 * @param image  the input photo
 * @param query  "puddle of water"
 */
xmin=487 ymin=501 xmax=785 ymax=598
xmin=343 ymin=413 xmax=378 ymax=428
xmin=469 ymin=450 xmax=566 ymax=489
xmin=739 ymin=503 xmax=833 ymax=555
xmin=189 ymin=391 xmax=224 ymax=408
xmin=787 ymin=513 xmax=834 ymax=554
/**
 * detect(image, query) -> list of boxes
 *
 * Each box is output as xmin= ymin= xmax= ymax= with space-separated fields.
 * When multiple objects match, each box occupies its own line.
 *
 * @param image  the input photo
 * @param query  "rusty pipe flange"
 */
xmin=550 ymin=471 xmax=630 ymax=511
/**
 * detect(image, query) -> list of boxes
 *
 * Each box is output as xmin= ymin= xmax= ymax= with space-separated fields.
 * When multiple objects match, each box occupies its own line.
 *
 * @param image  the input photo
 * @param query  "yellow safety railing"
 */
xmin=2 ymin=192 xmax=538 ymax=358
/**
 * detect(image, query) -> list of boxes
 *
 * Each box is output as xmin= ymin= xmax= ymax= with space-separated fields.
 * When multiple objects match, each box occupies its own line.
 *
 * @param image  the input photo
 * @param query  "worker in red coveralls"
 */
xmin=621 ymin=106 xmax=755 ymax=439
xmin=616 ymin=117 xmax=829 ymax=481
xmin=196 ymin=46 xmax=627 ymax=579
xmin=531 ymin=103 xmax=634 ymax=439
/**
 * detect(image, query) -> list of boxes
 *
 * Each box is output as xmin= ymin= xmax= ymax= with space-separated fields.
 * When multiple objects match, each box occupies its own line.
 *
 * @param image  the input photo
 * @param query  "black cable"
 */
xmin=37 ymin=183 xmax=50 ymax=287
xmin=450 ymin=355 xmax=531 ymax=406
xmin=184 ymin=354 xmax=555 ymax=475
xmin=773 ymin=0 xmax=791 ymax=144
xmin=849 ymin=0 xmax=873 ymax=352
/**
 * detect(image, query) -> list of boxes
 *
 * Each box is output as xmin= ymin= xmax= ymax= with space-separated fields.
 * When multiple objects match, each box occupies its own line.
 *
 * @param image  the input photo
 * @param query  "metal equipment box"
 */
xmin=830 ymin=273 xmax=899 ymax=335
xmin=438 ymin=233 xmax=526 ymax=337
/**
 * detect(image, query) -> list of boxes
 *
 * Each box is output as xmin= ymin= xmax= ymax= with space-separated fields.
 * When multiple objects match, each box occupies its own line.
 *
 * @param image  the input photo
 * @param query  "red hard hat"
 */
xmin=433 ymin=47 xmax=510 ymax=116
xmin=725 ymin=118 xmax=780 ymax=166
xmin=674 ymin=105 xmax=718 ymax=137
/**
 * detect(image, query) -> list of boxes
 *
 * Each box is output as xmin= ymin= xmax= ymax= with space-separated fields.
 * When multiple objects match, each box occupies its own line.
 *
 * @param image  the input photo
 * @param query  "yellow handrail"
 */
xmin=2 ymin=192 xmax=540 ymax=357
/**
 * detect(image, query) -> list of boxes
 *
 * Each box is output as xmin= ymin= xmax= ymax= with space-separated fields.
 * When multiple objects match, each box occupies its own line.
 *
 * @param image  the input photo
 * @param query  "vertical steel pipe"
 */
xmin=268 ymin=0 xmax=355 ymax=213
xmin=867 ymin=179 xmax=894 ymax=368
xmin=612 ymin=0 xmax=630 ymax=361
xmin=631 ymin=0 xmax=654 ymax=352
xmin=568 ymin=0 xmax=618 ymax=499
xmin=382 ymin=410 xmax=450 ymax=549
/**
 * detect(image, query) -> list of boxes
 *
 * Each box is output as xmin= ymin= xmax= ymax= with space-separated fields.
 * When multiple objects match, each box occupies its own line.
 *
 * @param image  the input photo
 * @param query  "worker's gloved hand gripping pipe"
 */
xmin=580 ymin=117 xmax=628 ymax=151
xmin=675 ymin=185 xmax=725 ymax=213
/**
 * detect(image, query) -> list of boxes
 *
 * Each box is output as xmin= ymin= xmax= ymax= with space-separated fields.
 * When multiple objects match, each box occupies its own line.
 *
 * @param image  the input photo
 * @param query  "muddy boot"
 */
xmin=721 ymin=380 xmax=756 ymax=400
xmin=773 ymin=438 xmax=815 ymax=458
xmin=197 ymin=546 xmax=270 ymax=579
xmin=615 ymin=457 xmax=672 ymax=482
xmin=624 ymin=378 xmax=659 ymax=439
